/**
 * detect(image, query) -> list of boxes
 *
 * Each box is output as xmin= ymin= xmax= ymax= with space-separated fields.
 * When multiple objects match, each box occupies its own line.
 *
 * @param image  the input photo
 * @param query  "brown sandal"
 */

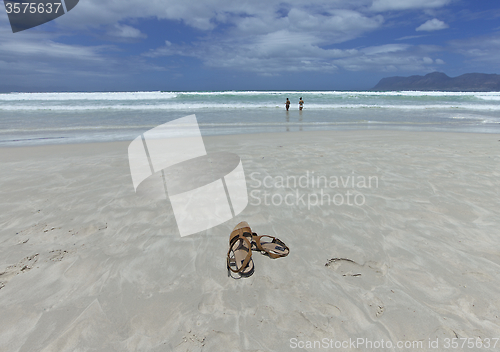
xmin=227 ymin=222 xmax=255 ymax=277
xmin=252 ymin=234 xmax=290 ymax=259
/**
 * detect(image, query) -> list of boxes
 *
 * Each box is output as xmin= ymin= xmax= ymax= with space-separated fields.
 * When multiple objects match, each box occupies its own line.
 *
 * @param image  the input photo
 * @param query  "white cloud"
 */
xmin=51 ymin=0 xmax=449 ymax=30
xmin=287 ymin=9 xmax=383 ymax=38
xmin=332 ymin=44 xmax=444 ymax=72
xmin=53 ymin=0 xmax=385 ymax=36
xmin=0 ymin=25 xmax=160 ymax=91
xmin=371 ymin=0 xmax=451 ymax=12
xmin=396 ymin=35 xmax=426 ymax=41
xmin=138 ymin=2 xmax=390 ymax=75
xmin=145 ymin=31 xmax=347 ymax=73
xmin=146 ymin=37 xmax=445 ymax=74
xmin=449 ymin=33 xmax=500 ymax=66
xmin=107 ymin=24 xmax=147 ymax=40
xmin=0 ymin=30 xmax=106 ymax=61
xmin=362 ymin=44 xmax=410 ymax=55
xmin=228 ymin=8 xmax=384 ymax=48
xmin=56 ymin=0 xmax=269 ymax=30
xmin=416 ymin=18 xmax=449 ymax=31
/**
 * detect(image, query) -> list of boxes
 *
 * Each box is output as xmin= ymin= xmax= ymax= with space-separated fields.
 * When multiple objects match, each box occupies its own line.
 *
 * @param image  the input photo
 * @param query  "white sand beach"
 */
xmin=1 ymin=130 xmax=500 ymax=351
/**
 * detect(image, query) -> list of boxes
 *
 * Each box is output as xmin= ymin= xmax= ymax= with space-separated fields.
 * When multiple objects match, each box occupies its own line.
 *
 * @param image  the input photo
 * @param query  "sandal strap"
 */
xmin=253 ymin=234 xmax=289 ymax=259
xmin=230 ymin=224 xmax=253 ymax=243
xmin=227 ymin=235 xmax=253 ymax=273
xmin=229 ymin=230 xmax=252 ymax=245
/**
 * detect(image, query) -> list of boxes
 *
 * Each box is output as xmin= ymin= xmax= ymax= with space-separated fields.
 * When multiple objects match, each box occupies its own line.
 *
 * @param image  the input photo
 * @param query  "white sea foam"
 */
xmin=474 ymin=95 xmax=500 ymax=101
xmin=0 ymin=92 xmax=177 ymax=101
xmin=1 ymin=103 xmax=500 ymax=111
xmin=2 ymin=90 xmax=500 ymax=100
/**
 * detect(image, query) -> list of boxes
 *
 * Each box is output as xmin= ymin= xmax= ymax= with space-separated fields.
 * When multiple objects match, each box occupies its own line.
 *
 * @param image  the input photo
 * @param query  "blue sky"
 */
xmin=1 ymin=0 xmax=499 ymax=92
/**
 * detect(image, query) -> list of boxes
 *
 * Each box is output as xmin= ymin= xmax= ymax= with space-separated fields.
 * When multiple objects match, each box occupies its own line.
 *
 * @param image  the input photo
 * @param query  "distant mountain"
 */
xmin=372 ymin=72 xmax=500 ymax=91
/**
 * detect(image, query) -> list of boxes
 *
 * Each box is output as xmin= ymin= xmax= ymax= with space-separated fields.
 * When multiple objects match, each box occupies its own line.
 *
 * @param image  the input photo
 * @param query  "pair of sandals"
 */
xmin=227 ymin=221 xmax=289 ymax=278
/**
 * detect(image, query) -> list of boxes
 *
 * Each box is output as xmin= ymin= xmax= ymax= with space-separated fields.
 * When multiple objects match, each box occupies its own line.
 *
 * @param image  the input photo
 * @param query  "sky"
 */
xmin=1 ymin=0 xmax=499 ymax=92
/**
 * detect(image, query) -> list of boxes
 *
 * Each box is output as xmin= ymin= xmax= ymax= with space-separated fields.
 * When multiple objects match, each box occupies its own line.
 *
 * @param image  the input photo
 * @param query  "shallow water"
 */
xmin=1 ymin=91 xmax=499 ymax=146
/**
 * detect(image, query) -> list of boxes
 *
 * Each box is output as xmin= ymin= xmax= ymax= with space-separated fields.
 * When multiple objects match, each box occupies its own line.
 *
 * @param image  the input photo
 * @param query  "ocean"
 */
xmin=1 ymin=91 xmax=500 ymax=146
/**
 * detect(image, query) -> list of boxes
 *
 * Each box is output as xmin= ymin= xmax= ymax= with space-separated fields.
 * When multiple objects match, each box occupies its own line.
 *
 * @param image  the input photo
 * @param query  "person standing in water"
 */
xmin=299 ymin=97 xmax=304 ymax=110
xmin=285 ymin=98 xmax=290 ymax=111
